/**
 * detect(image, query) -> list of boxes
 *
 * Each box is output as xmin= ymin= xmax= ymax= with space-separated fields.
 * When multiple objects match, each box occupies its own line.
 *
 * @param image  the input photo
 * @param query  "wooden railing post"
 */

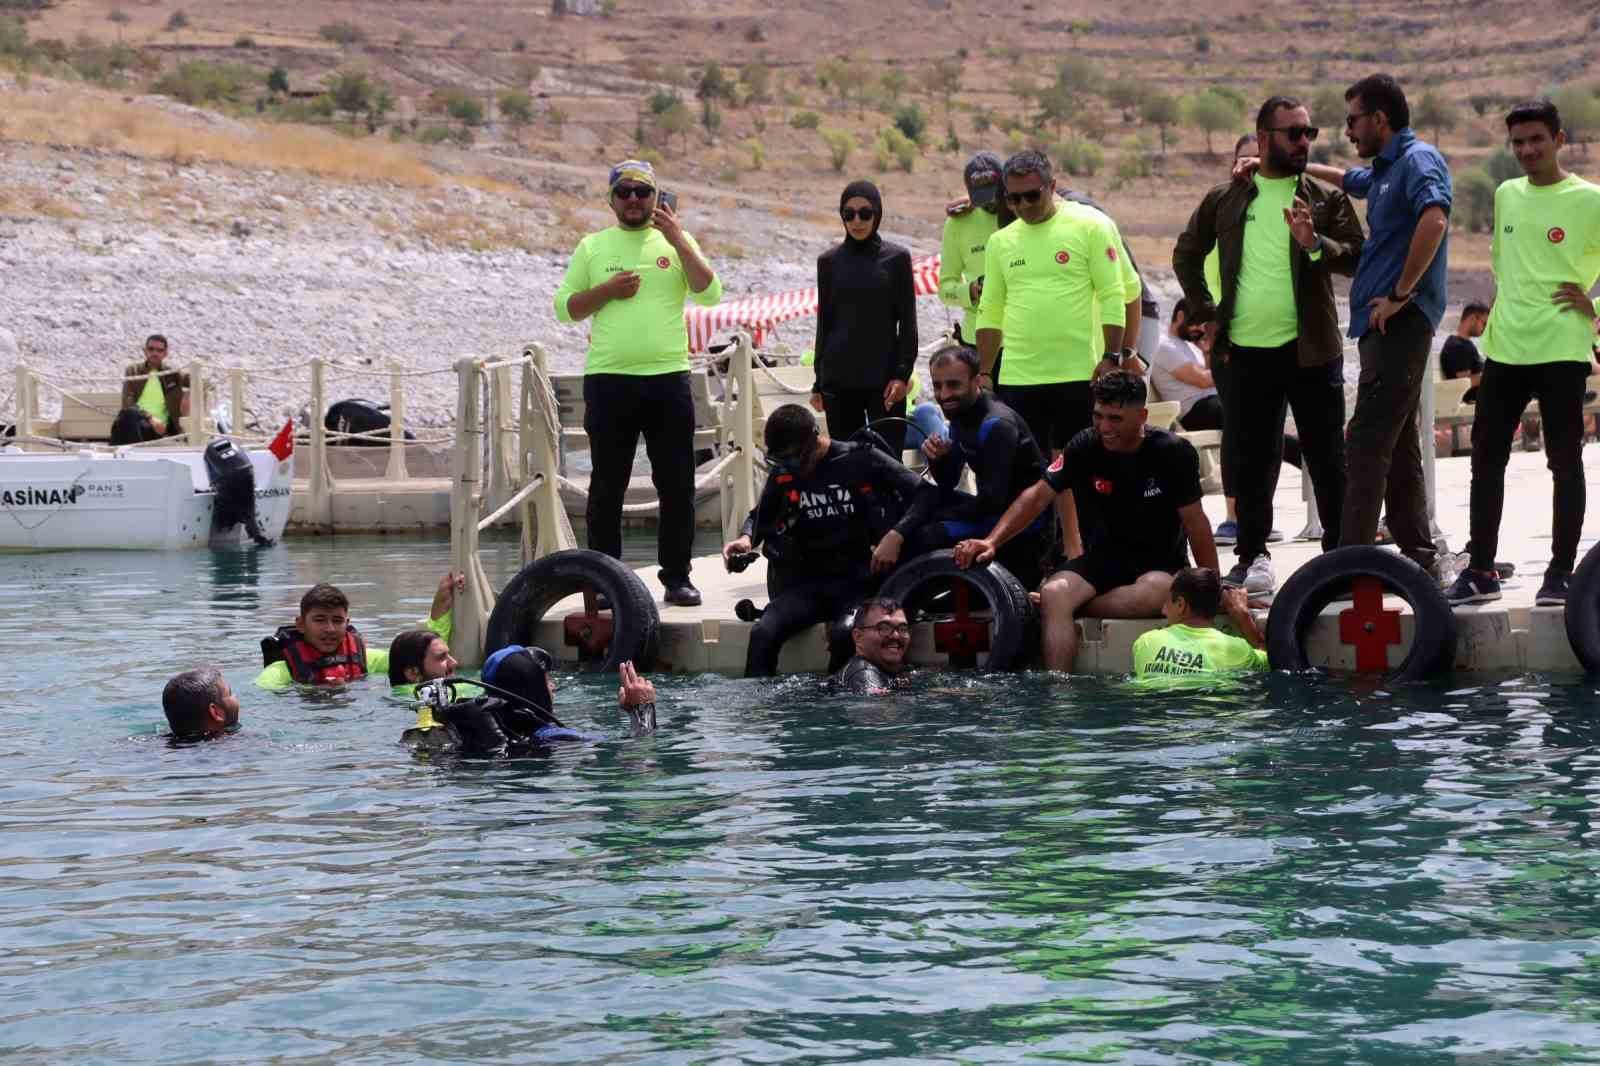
xmin=449 ymin=357 xmax=493 ymax=665
xmin=229 ymin=368 xmax=246 ymax=439
xmin=14 ymin=363 xmax=34 ymax=443
xmin=724 ymin=332 xmax=758 ymax=543
xmin=307 ymin=356 xmax=334 ymax=528
xmin=525 ymin=343 xmax=576 ymax=561
xmin=187 ymin=360 xmax=210 ymax=448
xmin=385 ymin=360 xmax=409 ymax=481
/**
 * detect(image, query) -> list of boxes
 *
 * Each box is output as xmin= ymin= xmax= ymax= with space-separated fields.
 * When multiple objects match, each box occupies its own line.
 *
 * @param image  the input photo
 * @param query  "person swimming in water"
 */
xmin=256 ymin=571 xmax=463 ymax=689
xmin=402 ymin=646 xmax=657 ymax=757
xmin=833 ymin=597 xmax=914 ymax=694
xmin=162 ymin=667 xmax=241 ymax=741
xmin=1131 ymin=566 xmax=1268 ymax=679
xmin=388 ymin=626 xmax=459 ymax=692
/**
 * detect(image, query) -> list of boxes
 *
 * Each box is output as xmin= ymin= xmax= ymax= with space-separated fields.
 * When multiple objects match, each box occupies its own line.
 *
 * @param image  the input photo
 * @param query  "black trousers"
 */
xmin=1176 ymin=394 xmax=1234 ymax=499
xmin=1341 ymin=305 xmax=1435 ymax=567
xmin=822 ymin=387 xmax=907 ymax=455
xmin=582 ymin=372 xmax=696 ymax=584
xmin=110 ymin=407 xmax=165 ymax=445
xmin=745 ymin=563 xmax=872 ymax=677
xmin=1469 ymin=358 xmax=1588 ymax=578
xmin=996 ymin=379 xmax=1093 ymax=452
xmin=1223 ymin=342 xmax=1346 ymax=562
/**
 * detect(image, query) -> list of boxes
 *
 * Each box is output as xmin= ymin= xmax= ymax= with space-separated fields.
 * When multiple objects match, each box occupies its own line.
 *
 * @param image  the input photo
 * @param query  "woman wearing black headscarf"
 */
xmin=810 ymin=180 xmax=919 ymax=455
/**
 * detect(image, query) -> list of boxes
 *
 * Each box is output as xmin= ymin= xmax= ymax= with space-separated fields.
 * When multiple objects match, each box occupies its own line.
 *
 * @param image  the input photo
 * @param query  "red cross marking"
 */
xmin=933 ymin=580 xmax=989 ymax=666
xmin=1337 ymin=576 xmax=1403 ymax=672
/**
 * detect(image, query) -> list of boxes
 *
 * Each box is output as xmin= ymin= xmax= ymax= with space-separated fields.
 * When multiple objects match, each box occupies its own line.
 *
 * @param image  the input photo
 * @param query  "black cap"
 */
xmin=482 ymin=645 xmax=555 ymax=715
xmin=963 ymin=151 xmax=1004 ymax=206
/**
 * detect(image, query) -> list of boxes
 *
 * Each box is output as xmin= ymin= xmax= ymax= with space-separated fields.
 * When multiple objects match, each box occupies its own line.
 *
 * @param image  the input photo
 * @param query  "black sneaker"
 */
xmin=1221 ymin=560 xmax=1250 ymax=588
xmin=1536 ymin=574 xmax=1569 ymax=607
xmin=664 ymin=580 xmax=702 ymax=607
xmin=1446 ymin=569 xmax=1502 ymax=605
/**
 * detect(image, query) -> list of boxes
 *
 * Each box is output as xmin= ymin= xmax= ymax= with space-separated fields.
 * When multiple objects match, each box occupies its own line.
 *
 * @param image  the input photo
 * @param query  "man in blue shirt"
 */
xmin=1306 ymin=73 xmax=1452 ymax=573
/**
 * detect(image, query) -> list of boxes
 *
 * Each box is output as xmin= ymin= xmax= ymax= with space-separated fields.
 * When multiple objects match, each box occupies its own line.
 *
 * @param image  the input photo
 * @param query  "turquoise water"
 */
xmin=6 ymin=537 xmax=1600 ymax=1063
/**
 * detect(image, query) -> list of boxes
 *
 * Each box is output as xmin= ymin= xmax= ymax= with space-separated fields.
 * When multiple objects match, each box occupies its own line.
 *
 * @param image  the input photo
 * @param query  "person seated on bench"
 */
xmin=255 ymin=571 xmax=462 ymax=689
xmin=1132 ymin=567 xmax=1267 ymax=679
xmin=953 ymin=371 xmax=1219 ymax=673
xmin=722 ymin=403 xmax=938 ymax=677
xmin=914 ymin=346 xmax=1052 ymax=591
xmin=113 ymin=334 xmax=189 ymax=444
xmin=1440 ymin=301 xmax=1490 ymax=404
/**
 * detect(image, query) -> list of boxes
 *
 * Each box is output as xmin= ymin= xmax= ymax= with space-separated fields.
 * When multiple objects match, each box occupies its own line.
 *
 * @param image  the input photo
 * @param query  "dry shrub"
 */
xmin=0 ymin=82 xmax=445 ymax=189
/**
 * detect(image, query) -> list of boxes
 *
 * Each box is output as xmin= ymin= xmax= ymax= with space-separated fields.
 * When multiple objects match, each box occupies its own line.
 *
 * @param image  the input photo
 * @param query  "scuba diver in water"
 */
xmin=255 ymin=571 xmax=463 ymax=689
xmin=402 ymin=646 xmax=657 ymax=758
xmin=833 ymin=597 xmax=914 ymax=694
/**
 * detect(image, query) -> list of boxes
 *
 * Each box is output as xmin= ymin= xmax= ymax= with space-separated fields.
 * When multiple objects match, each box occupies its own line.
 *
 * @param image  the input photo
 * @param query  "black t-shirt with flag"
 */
xmin=1042 ymin=426 xmax=1202 ymax=567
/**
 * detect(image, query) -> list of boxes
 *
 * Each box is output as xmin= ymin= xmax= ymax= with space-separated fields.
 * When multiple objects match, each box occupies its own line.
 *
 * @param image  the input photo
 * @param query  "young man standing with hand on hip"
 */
xmin=554 ymin=160 xmax=723 ymax=607
xmin=1305 ymin=73 xmax=1452 ymax=575
xmin=1446 ymin=100 xmax=1600 ymax=607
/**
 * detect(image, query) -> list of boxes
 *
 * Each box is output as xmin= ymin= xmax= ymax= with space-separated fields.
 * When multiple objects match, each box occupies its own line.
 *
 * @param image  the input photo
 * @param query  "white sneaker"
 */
xmin=1243 ymin=554 xmax=1275 ymax=596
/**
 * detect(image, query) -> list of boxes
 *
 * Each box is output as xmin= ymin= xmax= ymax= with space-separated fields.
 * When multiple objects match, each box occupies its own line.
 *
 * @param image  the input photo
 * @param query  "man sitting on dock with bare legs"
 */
xmin=723 ymin=404 xmax=938 ymax=677
xmin=953 ymin=371 xmax=1218 ymax=672
xmin=553 ymin=159 xmax=723 ymax=608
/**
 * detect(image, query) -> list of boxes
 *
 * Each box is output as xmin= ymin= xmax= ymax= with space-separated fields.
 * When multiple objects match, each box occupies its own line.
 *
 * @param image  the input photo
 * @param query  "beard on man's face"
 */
xmin=1267 ymin=139 xmax=1307 ymax=175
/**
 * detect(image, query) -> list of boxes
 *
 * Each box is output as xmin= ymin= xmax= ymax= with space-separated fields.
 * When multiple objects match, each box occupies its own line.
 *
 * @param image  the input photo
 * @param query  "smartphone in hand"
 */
xmin=658 ymin=189 xmax=678 ymax=213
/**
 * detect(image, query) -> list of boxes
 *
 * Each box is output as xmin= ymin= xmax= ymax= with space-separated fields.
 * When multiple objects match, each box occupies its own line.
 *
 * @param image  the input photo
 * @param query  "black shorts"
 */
xmin=995 ymin=379 xmax=1093 ymax=452
xmin=1055 ymin=546 xmax=1185 ymax=596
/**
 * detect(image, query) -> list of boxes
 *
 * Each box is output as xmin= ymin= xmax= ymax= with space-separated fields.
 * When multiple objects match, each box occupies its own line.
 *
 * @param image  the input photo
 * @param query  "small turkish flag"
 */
xmin=267 ymin=419 xmax=294 ymax=462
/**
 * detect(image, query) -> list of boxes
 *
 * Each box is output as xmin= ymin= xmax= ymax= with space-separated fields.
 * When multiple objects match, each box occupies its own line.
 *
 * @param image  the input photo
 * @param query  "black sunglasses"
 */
xmin=1344 ymin=112 xmax=1371 ymax=128
xmin=1004 ymin=188 xmax=1043 ymax=205
xmin=1265 ymin=125 xmax=1320 ymax=142
xmin=612 ymin=184 xmax=655 ymax=200
xmin=841 ymin=207 xmax=875 ymax=222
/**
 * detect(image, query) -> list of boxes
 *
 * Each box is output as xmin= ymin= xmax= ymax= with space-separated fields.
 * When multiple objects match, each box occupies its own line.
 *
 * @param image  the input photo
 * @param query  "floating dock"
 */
xmin=532 ymin=450 xmax=1592 ymax=676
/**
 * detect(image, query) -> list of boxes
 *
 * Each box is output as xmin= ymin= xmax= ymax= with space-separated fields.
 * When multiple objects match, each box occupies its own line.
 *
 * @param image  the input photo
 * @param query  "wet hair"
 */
xmin=1003 ymin=148 xmax=1053 ymax=186
xmin=299 ymin=583 xmax=349 ymax=616
xmin=1233 ymin=132 xmax=1258 ymax=157
xmin=1171 ymin=297 xmax=1190 ymax=323
xmin=1091 ymin=369 xmax=1147 ymax=408
xmin=388 ymin=628 xmax=444 ymax=685
xmin=1170 ymin=567 xmax=1222 ymax=618
xmin=1345 ymin=73 xmax=1409 ymax=131
xmin=852 ymin=596 xmax=904 ymax=629
xmin=144 ymin=334 xmax=168 ymax=351
xmin=764 ymin=403 xmax=820 ymax=454
xmin=1255 ymin=95 xmax=1302 ymax=131
xmin=162 ymin=667 xmax=225 ymax=737
xmin=1462 ymin=301 xmax=1491 ymax=320
xmin=1505 ymin=99 xmax=1561 ymax=138
xmin=928 ymin=345 xmax=980 ymax=377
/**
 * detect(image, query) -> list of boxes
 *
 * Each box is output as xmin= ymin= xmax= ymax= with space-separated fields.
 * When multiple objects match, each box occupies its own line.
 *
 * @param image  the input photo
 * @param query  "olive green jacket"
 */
xmin=1172 ymin=173 xmax=1364 ymax=367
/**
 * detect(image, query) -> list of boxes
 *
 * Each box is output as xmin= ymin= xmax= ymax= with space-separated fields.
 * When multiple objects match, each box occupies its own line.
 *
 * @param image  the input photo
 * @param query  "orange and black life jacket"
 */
xmin=261 ymin=624 xmax=369 ymax=684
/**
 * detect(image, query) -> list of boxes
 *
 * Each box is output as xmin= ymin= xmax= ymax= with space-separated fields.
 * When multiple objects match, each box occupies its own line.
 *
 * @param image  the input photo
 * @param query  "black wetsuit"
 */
xmin=743 ymin=440 xmax=937 ymax=676
xmin=834 ymin=655 xmax=912 ymax=693
xmin=918 ymin=393 xmax=1052 ymax=589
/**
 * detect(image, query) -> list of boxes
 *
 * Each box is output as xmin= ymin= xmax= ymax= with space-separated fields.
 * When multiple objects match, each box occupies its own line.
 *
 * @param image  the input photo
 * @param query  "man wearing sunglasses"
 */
xmin=1302 ymin=73 xmax=1453 ymax=576
xmin=554 ymin=159 xmax=723 ymax=607
xmin=834 ymin=597 xmax=914 ymax=693
xmin=1173 ymin=95 xmax=1364 ymax=600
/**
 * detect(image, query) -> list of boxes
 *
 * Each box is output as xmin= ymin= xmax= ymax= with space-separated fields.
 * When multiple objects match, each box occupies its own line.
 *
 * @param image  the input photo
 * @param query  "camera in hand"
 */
xmin=726 ymin=550 xmax=760 ymax=573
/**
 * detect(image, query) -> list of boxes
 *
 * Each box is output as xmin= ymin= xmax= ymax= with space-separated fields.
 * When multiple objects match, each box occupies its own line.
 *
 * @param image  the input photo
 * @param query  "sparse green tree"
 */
xmin=1106 ymin=76 xmax=1147 ymax=112
xmin=877 ymin=127 xmax=917 ymax=172
xmin=1035 ymin=80 xmax=1075 ymax=139
xmin=329 ymin=70 xmax=373 ymax=116
xmin=1484 ymin=146 xmax=1521 ymax=185
xmin=1455 ymin=168 xmax=1495 ymax=232
xmin=1310 ymin=85 xmax=1346 ymax=128
xmin=831 ymin=57 xmax=871 ymax=119
xmin=499 ymin=89 xmax=534 ymax=127
xmin=660 ymin=99 xmax=692 ymax=150
xmin=746 ymin=136 xmax=765 ymax=169
xmin=1415 ymin=91 xmax=1457 ymax=143
xmin=881 ymin=69 xmax=907 ymax=104
xmin=649 ymin=87 xmax=681 ymax=115
xmin=697 ymin=60 xmax=732 ymax=102
xmin=820 ymin=127 xmax=853 ymax=172
xmin=893 ymin=102 xmax=927 ymax=145
xmin=318 ymin=20 xmax=364 ymax=47
xmin=740 ymin=61 xmax=770 ymax=103
xmin=1140 ymin=91 xmax=1181 ymax=154
xmin=1184 ymin=88 xmax=1244 ymax=156
xmin=789 ymin=110 xmax=821 ymax=130
xmin=266 ymin=65 xmax=289 ymax=96
xmin=165 ymin=9 xmax=189 ymax=34
xmin=1552 ymin=85 xmax=1600 ymax=153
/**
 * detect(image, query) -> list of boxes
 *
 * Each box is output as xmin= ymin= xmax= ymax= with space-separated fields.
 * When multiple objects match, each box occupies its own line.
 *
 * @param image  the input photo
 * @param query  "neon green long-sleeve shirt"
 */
xmin=254 ymin=609 xmax=453 ymax=690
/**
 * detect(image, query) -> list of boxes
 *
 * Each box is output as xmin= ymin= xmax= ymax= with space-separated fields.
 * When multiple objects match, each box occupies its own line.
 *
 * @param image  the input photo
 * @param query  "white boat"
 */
xmin=0 ymin=431 xmax=294 ymax=551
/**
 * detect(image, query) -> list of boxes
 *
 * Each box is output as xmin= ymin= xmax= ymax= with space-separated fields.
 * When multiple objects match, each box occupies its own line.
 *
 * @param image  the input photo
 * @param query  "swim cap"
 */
xmin=482 ymin=645 xmax=556 ymax=715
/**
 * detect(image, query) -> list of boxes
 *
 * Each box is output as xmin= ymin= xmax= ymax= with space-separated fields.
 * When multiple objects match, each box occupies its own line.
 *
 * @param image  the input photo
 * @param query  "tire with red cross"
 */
xmin=486 ymin=549 xmax=660 ymax=672
xmin=878 ymin=550 xmax=1035 ymax=670
xmin=1564 ymin=540 xmax=1600 ymax=672
xmin=1265 ymin=546 xmax=1457 ymax=679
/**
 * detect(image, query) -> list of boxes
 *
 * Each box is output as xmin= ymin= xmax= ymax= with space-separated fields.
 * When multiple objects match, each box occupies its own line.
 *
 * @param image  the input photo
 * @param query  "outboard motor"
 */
xmin=204 ymin=437 xmax=273 ymax=547
xmin=325 ymin=398 xmax=414 ymax=447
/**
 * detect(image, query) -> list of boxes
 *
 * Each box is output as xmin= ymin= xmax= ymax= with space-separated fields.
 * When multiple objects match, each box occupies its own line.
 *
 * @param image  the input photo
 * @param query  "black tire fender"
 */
xmin=1565 ymin=541 xmax=1600 ymax=672
xmin=485 ymin=549 xmax=660 ymax=671
xmin=878 ymin=550 xmax=1035 ymax=671
xmin=1265 ymin=545 xmax=1456 ymax=679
